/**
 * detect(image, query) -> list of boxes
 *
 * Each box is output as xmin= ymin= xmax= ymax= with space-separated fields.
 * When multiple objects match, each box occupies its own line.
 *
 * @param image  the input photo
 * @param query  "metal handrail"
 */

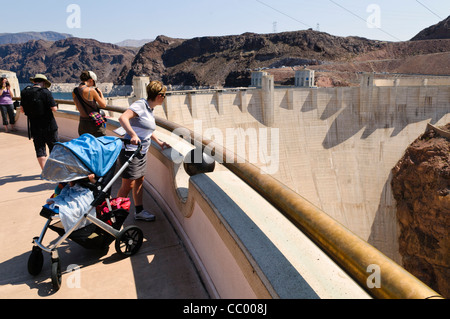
xmin=13 ymin=96 xmax=443 ymax=299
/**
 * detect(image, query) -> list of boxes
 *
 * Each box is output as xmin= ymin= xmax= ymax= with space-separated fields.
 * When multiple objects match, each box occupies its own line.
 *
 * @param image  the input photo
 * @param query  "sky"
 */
xmin=3 ymin=0 xmax=449 ymax=44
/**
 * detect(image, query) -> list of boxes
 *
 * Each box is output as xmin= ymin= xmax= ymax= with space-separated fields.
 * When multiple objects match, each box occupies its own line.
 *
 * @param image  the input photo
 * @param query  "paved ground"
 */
xmin=0 ymin=129 xmax=209 ymax=299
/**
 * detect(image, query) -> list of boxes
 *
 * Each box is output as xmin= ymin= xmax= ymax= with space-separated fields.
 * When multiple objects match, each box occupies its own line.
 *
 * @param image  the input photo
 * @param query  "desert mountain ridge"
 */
xmin=0 ymin=16 xmax=448 ymax=87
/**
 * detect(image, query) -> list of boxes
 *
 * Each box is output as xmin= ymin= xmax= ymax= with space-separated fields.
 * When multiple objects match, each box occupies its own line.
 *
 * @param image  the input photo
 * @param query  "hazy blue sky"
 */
xmin=3 ymin=0 xmax=449 ymax=43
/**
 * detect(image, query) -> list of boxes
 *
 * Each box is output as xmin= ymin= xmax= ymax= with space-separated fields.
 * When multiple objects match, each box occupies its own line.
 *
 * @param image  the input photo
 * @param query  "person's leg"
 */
xmin=0 ymin=105 xmax=9 ymax=132
xmin=132 ymin=176 xmax=144 ymax=206
xmin=37 ymin=156 xmax=47 ymax=170
xmin=6 ymin=104 xmax=16 ymax=131
xmin=117 ymin=178 xmax=134 ymax=198
xmin=133 ymin=176 xmax=155 ymax=221
xmin=33 ymin=133 xmax=47 ymax=170
xmin=45 ymin=129 xmax=59 ymax=154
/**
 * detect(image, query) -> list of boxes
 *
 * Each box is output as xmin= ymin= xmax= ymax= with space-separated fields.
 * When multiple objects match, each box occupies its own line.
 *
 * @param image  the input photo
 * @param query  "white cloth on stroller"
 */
xmin=47 ymin=183 xmax=95 ymax=232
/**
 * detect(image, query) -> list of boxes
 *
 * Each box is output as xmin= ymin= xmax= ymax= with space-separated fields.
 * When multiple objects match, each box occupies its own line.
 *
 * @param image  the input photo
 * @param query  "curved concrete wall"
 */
xmin=155 ymin=85 xmax=450 ymax=262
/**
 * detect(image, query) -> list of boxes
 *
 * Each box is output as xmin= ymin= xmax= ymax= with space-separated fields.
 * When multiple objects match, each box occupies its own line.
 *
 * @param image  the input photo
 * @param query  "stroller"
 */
xmin=27 ymin=134 xmax=144 ymax=291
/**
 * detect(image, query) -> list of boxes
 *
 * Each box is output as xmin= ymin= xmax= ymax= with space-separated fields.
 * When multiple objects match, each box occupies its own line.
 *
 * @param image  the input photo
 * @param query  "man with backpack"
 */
xmin=20 ymin=74 xmax=59 ymax=170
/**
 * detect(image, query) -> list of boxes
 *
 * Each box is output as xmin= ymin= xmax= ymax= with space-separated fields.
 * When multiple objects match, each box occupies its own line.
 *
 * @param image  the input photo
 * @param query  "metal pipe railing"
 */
xmin=14 ymin=96 xmax=443 ymax=299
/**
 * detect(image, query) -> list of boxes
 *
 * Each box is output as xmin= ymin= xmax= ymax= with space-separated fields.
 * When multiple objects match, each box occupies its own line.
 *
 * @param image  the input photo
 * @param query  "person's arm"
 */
xmin=119 ymin=109 xmax=140 ymax=145
xmin=151 ymin=134 xmax=171 ymax=150
xmin=47 ymin=91 xmax=58 ymax=112
xmin=91 ymin=88 xmax=107 ymax=108
xmin=7 ymin=86 xmax=14 ymax=98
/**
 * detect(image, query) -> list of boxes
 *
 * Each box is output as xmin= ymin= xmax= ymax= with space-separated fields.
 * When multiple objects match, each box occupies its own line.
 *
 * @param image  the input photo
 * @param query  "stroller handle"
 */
xmin=121 ymin=138 xmax=143 ymax=156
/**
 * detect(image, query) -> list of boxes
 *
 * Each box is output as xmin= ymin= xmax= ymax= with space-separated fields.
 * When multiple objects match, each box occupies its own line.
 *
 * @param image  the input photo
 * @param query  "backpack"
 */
xmin=20 ymin=85 xmax=47 ymax=117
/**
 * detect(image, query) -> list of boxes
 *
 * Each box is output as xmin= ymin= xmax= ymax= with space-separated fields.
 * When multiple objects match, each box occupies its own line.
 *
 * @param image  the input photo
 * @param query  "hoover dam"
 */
xmin=2 ymin=68 xmax=448 ymax=298
xmin=150 ymin=72 xmax=450 ymax=263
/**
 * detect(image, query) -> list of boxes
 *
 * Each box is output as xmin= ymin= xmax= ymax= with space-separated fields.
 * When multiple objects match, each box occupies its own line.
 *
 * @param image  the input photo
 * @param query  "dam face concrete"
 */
xmin=154 ymin=82 xmax=450 ymax=262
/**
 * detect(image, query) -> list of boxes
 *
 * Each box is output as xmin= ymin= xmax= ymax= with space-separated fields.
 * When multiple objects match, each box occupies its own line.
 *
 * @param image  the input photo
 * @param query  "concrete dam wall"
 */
xmin=152 ymin=81 xmax=449 ymax=262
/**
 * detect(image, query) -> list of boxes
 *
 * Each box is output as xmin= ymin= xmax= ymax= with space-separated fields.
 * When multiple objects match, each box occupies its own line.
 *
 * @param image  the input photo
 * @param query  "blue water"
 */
xmin=52 ymin=92 xmax=74 ymax=100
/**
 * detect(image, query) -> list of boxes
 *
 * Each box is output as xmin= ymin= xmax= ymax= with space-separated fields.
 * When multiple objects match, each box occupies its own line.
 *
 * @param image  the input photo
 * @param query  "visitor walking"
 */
xmin=20 ymin=74 xmax=59 ymax=170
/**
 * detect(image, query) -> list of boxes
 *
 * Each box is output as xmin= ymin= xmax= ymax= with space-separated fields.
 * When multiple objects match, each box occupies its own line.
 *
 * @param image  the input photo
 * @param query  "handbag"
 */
xmin=89 ymin=110 xmax=107 ymax=126
xmin=73 ymin=87 xmax=107 ymax=126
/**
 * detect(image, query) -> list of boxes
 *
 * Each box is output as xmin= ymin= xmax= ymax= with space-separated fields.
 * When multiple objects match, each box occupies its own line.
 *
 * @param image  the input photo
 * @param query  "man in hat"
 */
xmin=20 ymin=74 xmax=59 ymax=169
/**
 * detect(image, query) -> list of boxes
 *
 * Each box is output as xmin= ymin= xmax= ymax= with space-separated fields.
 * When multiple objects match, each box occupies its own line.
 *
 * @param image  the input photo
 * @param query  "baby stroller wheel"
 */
xmin=27 ymin=245 xmax=44 ymax=276
xmin=115 ymin=226 xmax=143 ymax=257
xmin=51 ymin=258 xmax=62 ymax=291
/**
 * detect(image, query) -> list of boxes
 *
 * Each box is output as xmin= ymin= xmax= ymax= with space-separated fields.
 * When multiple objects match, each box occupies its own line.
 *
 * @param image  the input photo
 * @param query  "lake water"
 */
xmin=52 ymin=92 xmax=74 ymax=100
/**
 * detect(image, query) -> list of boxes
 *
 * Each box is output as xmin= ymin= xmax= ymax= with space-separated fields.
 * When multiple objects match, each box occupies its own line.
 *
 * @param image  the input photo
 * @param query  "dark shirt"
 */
xmin=29 ymin=85 xmax=58 ymax=135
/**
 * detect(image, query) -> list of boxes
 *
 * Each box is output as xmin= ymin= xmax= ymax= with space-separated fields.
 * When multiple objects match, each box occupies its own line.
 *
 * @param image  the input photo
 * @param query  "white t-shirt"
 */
xmin=123 ymin=99 xmax=156 ymax=154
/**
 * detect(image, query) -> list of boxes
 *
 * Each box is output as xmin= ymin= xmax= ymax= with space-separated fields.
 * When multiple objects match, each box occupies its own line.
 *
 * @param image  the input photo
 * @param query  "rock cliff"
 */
xmin=391 ymin=123 xmax=450 ymax=298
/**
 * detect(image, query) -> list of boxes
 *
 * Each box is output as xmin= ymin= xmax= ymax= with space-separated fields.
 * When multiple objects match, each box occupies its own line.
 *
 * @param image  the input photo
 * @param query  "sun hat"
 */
xmin=29 ymin=74 xmax=52 ymax=88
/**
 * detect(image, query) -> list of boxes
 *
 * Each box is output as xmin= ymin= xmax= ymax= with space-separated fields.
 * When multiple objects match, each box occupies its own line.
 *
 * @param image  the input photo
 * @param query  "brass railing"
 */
xmin=14 ymin=96 xmax=443 ymax=299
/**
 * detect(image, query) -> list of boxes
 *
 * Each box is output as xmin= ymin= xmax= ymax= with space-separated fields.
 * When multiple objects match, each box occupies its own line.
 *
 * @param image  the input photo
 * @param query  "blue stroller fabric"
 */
xmin=61 ymin=134 xmax=122 ymax=177
xmin=41 ymin=134 xmax=122 ymax=182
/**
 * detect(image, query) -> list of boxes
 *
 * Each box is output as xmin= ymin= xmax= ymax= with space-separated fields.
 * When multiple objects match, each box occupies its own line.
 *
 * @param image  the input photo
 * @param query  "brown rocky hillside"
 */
xmin=0 ymin=38 xmax=136 ymax=84
xmin=391 ymin=123 xmax=450 ymax=298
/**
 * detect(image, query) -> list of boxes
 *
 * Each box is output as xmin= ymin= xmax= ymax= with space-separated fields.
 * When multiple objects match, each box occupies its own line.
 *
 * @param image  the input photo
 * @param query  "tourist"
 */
xmin=116 ymin=80 xmax=171 ymax=221
xmin=0 ymin=77 xmax=16 ymax=133
xmin=20 ymin=74 xmax=59 ymax=170
xmin=72 ymin=70 xmax=107 ymax=137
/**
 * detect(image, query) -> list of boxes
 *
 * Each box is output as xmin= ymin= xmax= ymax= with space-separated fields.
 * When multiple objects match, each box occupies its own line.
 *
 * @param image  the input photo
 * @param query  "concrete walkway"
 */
xmin=0 ymin=130 xmax=209 ymax=299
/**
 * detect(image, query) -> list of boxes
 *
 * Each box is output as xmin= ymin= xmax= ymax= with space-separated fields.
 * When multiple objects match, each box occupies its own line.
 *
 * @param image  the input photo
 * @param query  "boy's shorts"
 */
xmin=33 ymin=130 xmax=58 ymax=158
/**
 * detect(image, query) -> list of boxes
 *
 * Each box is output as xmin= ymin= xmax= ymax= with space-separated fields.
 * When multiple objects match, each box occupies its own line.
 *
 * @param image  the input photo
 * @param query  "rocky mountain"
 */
xmin=0 ymin=37 xmax=136 ymax=84
xmin=391 ymin=123 xmax=450 ymax=298
xmin=119 ymin=30 xmax=388 ymax=87
xmin=411 ymin=15 xmax=450 ymax=41
xmin=119 ymin=16 xmax=450 ymax=87
xmin=0 ymin=31 xmax=72 ymax=45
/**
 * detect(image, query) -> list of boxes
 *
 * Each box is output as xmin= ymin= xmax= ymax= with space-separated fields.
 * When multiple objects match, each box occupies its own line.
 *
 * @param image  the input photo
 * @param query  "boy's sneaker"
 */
xmin=135 ymin=210 xmax=156 ymax=222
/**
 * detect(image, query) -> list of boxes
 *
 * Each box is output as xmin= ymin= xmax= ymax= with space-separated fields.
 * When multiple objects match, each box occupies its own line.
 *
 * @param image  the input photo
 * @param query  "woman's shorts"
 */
xmin=118 ymin=149 xmax=147 ymax=180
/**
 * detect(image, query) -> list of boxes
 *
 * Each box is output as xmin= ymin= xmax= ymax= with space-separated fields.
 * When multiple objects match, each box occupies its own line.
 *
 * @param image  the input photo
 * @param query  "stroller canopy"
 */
xmin=42 ymin=134 xmax=122 ymax=182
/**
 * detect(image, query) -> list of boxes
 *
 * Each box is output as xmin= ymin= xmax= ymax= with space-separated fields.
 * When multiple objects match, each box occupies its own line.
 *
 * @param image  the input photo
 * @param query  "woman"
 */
xmin=117 ymin=80 xmax=170 ymax=221
xmin=72 ymin=70 xmax=107 ymax=137
xmin=0 ymin=77 xmax=16 ymax=133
